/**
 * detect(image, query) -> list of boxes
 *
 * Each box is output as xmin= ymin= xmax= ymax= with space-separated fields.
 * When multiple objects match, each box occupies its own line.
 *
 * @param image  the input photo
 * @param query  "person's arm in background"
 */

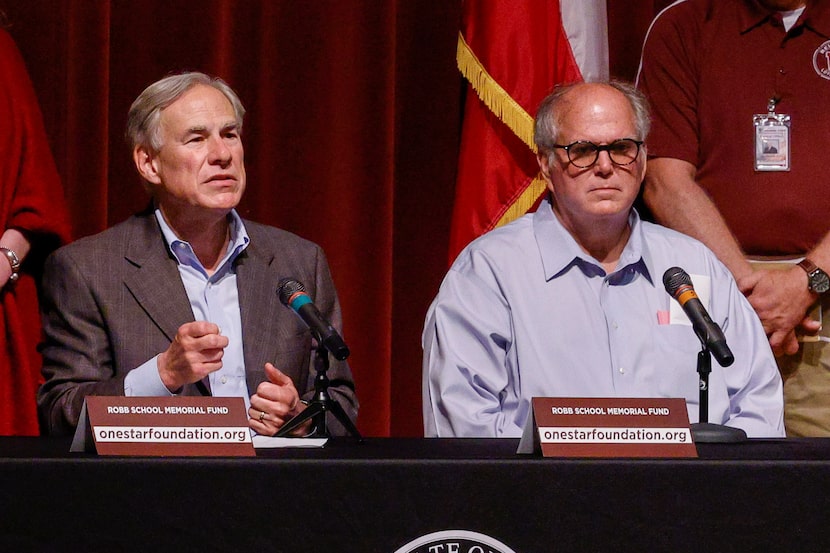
xmin=0 ymin=30 xmax=72 ymax=255
xmin=0 ymin=228 xmax=31 ymax=287
xmin=644 ymin=158 xmax=753 ymax=284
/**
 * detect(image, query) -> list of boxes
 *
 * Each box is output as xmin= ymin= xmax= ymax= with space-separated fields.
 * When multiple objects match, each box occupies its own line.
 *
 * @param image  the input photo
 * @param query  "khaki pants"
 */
xmin=751 ymin=260 xmax=830 ymax=436
xmin=779 ymin=340 xmax=830 ymax=436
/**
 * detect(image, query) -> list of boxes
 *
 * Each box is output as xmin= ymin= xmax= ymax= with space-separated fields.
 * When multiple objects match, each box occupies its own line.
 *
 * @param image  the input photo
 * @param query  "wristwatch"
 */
xmin=0 ymin=247 xmax=19 ymax=283
xmin=798 ymin=258 xmax=830 ymax=295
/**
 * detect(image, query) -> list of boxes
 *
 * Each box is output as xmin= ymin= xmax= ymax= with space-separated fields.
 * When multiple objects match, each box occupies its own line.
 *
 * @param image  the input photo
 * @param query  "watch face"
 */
xmin=812 ymin=270 xmax=830 ymax=294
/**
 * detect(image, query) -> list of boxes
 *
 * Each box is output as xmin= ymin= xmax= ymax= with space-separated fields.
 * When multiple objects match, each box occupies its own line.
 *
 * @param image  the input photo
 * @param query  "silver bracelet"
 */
xmin=0 ymin=247 xmax=20 ymax=283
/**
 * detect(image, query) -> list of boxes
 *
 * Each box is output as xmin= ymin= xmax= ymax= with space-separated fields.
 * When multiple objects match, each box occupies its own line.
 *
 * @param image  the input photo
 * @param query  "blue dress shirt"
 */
xmin=422 ymin=199 xmax=784 ymax=438
xmin=124 ymin=209 xmax=251 ymax=408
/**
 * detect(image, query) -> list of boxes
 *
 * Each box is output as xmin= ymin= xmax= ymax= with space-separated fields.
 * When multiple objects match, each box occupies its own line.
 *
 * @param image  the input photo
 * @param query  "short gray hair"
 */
xmin=126 ymin=71 xmax=246 ymax=152
xmin=533 ymin=80 xmax=651 ymax=154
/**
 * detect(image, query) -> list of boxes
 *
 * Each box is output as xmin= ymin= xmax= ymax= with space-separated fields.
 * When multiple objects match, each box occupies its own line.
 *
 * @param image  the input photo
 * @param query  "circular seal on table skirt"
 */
xmin=394 ymin=530 xmax=517 ymax=553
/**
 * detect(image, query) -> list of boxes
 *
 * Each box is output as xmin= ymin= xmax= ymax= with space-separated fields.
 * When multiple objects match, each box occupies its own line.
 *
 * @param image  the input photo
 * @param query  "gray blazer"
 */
xmin=36 ymin=210 xmax=357 ymax=436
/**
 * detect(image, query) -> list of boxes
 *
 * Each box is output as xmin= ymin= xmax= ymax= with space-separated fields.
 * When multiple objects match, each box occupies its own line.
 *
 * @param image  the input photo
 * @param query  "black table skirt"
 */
xmin=0 ymin=437 xmax=827 ymax=552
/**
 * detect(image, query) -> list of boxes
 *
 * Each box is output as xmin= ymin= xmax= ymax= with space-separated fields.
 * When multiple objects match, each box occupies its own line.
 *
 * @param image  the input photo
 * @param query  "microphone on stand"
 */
xmin=278 ymin=278 xmax=350 ymax=361
xmin=275 ymin=277 xmax=361 ymax=440
xmin=662 ymin=266 xmax=745 ymax=443
xmin=663 ymin=267 xmax=734 ymax=367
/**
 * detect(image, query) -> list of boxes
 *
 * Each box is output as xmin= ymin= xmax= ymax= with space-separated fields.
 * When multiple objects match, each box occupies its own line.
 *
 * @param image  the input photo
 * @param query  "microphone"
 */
xmin=663 ymin=267 xmax=734 ymax=367
xmin=277 ymin=278 xmax=350 ymax=360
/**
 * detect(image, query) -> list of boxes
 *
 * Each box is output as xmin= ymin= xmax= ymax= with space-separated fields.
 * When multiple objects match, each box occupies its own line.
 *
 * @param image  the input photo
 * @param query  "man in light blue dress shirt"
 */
xmin=422 ymin=81 xmax=784 ymax=438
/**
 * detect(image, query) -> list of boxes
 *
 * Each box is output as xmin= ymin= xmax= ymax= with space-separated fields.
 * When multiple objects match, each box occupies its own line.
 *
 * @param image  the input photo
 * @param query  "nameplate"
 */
xmin=72 ymin=396 xmax=255 ymax=457
xmin=518 ymin=397 xmax=697 ymax=458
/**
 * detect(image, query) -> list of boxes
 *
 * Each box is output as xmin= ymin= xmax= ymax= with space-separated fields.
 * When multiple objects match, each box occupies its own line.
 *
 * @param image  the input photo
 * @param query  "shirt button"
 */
xmin=619 ymin=367 xmax=625 ymax=374
xmin=612 ymin=322 xmax=619 ymax=329
xmin=221 ymin=376 xmax=228 ymax=384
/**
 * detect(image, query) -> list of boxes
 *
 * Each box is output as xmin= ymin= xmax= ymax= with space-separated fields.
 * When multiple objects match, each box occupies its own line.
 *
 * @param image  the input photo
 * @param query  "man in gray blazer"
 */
xmin=37 ymin=72 xmax=358 ymax=437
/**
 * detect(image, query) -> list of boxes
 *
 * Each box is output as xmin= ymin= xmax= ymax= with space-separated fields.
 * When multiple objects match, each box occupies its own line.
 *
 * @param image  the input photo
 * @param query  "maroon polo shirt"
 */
xmin=638 ymin=0 xmax=830 ymax=255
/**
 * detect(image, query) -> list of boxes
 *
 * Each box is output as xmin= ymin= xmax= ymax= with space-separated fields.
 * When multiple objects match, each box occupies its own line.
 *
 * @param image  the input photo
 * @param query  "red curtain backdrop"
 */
xmin=4 ymin=0 xmax=670 ymax=437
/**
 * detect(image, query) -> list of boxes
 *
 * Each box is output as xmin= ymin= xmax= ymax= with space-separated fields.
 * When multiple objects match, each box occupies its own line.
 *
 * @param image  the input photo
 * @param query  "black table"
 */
xmin=0 ymin=437 xmax=828 ymax=552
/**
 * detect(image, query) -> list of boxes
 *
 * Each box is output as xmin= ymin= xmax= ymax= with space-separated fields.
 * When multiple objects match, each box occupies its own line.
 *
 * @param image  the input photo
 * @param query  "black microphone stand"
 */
xmin=276 ymin=343 xmax=362 ymax=441
xmin=691 ymin=345 xmax=747 ymax=443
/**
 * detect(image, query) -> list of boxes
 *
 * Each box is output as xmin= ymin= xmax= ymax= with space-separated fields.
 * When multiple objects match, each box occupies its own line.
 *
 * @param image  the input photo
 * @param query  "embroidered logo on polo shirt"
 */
xmin=813 ymin=40 xmax=830 ymax=80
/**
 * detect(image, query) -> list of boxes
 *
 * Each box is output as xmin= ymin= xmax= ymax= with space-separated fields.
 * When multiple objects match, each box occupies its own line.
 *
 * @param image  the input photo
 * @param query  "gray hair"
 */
xmin=533 ymin=80 xmax=651 ymax=154
xmin=126 ymin=71 xmax=246 ymax=152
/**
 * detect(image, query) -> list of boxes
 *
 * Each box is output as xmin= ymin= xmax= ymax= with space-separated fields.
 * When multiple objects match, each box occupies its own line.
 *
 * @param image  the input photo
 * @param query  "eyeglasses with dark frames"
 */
xmin=551 ymin=138 xmax=644 ymax=168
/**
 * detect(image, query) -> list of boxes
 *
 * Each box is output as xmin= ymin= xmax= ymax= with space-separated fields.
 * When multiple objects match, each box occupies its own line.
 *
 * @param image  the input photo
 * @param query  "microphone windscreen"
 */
xmin=277 ymin=278 xmax=306 ymax=306
xmin=663 ymin=266 xmax=692 ymax=297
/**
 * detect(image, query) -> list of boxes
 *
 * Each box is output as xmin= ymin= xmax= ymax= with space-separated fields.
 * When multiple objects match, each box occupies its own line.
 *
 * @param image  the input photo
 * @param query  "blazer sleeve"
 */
xmin=37 ymin=246 xmax=126 ymax=436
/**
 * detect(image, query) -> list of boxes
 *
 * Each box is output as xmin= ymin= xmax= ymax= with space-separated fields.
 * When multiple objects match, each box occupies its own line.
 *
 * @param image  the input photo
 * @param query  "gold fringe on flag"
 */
xmin=456 ymin=32 xmax=537 ymax=154
xmin=496 ymin=175 xmax=547 ymax=229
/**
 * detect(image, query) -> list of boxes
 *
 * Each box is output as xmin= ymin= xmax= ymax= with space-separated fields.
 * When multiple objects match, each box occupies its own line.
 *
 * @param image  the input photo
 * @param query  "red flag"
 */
xmin=449 ymin=0 xmax=609 ymax=262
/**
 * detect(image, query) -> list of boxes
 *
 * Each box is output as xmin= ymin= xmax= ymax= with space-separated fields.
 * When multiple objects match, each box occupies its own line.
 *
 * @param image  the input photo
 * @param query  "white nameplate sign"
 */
xmin=72 ymin=396 xmax=255 ymax=457
xmin=518 ymin=397 xmax=697 ymax=458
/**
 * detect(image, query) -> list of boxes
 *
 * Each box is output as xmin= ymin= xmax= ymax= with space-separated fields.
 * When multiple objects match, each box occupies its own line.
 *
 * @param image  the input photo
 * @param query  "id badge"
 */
xmin=753 ymin=112 xmax=791 ymax=171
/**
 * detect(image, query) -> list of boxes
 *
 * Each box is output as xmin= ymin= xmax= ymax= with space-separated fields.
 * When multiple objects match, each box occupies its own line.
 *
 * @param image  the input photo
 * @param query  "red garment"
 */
xmin=0 ymin=29 xmax=72 ymax=435
xmin=638 ymin=0 xmax=830 ymax=255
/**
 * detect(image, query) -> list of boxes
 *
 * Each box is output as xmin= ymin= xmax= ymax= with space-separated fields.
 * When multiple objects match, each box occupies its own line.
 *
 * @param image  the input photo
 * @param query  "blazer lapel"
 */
xmin=122 ymin=214 xmax=195 ymax=342
xmin=235 ymin=241 xmax=281 ymax=393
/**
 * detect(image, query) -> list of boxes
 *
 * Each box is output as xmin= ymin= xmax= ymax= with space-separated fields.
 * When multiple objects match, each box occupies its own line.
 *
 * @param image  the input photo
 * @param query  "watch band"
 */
xmin=0 ymin=247 xmax=20 ymax=283
xmin=798 ymin=258 xmax=819 ymax=275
